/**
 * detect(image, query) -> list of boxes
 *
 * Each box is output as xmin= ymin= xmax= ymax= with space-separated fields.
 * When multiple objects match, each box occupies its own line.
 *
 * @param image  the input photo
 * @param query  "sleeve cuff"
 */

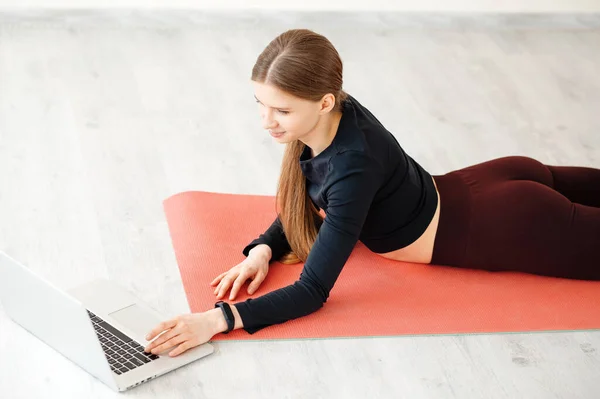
xmin=233 ymin=301 xmax=267 ymax=334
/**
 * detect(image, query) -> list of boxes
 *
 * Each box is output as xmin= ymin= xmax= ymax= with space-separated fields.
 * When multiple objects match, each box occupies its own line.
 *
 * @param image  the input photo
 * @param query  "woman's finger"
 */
xmin=144 ymin=326 xmax=179 ymax=352
xmin=145 ymin=318 xmax=178 ymax=341
xmin=148 ymin=332 xmax=188 ymax=355
xmin=169 ymin=340 xmax=193 ymax=357
xmin=247 ymin=270 xmax=266 ymax=295
xmin=216 ymin=275 xmax=234 ymax=299
xmin=214 ymin=272 xmax=232 ymax=294
xmin=214 ymin=278 xmax=226 ymax=296
xmin=213 ymin=279 xmax=225 ymax=295
xmin=210 ymin=272 xmax=228 ymax=286
xmin=229 ymin=270 xmax=250 ymax=300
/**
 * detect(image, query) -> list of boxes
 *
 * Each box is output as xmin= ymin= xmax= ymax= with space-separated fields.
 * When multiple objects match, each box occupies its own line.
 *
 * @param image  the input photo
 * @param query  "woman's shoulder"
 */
xmin=327 ymin=149 xmax=384 ymax=183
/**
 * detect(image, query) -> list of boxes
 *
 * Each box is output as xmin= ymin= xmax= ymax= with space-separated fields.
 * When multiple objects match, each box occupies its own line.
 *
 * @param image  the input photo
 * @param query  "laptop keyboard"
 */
xmin=87 ymin=310 xmax=159 ymax=375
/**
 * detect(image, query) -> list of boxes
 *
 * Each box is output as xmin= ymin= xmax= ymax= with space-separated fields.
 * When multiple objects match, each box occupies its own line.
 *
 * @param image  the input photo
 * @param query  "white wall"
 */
xmin=0 ymin=0 xmax=599 ymax=12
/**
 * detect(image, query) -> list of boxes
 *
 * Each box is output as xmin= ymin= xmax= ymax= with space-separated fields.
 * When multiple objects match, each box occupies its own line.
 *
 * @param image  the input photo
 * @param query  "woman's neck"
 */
xmin=302 ymin=110 xmax=343 ymax=158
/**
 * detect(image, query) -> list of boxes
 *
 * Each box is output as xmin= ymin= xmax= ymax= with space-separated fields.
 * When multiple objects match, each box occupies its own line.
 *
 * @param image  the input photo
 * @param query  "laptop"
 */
xmin=0 ymin=251 xmax=214 ymax=392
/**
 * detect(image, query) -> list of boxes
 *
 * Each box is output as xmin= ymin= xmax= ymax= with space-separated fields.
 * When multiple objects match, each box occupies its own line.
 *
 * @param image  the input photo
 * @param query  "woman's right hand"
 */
xmin=210 ymin=251 xmax=270 ymax=301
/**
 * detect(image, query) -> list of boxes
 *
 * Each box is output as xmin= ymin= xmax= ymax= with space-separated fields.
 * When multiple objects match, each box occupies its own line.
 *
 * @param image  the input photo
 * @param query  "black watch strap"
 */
xmin=214 ymin=301 xmax=235 ymax=334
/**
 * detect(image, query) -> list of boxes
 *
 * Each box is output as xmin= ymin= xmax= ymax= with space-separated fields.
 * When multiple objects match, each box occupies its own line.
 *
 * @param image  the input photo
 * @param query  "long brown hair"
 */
xmin=251 ymin=29 xmax=349 ymax=264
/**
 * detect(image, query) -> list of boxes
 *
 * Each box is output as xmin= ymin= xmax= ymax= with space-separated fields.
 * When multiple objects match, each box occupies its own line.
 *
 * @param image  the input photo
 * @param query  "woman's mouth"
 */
xmin=270 ymin=131 xmax=285 ymax=138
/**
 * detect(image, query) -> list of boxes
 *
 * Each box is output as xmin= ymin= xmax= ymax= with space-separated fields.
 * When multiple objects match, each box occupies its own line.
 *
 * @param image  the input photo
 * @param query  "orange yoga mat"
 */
xmin=163 ymin=191 xmax=600 ymax=341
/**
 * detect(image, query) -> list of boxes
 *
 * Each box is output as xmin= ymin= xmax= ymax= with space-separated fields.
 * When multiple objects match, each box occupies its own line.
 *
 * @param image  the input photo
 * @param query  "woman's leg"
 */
xmin=466 ymin=179 xmax=600 ymax=280
xmin=431 ymin=156 xmax=600 ymax=280
xmin=458 ymin=155 xmax=600 ymax=207
xmin=544 ymin=164 xmax=600 ymax=208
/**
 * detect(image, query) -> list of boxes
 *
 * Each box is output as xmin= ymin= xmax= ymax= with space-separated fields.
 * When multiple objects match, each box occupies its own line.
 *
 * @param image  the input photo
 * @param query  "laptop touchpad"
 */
xmin=108 ymin=303 xmax=160 ymax=339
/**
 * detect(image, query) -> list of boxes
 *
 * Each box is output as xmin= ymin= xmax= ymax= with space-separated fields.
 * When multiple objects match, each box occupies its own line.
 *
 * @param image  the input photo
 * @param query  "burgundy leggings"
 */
xmin=430 ymin=156 xmax=600 ymax=281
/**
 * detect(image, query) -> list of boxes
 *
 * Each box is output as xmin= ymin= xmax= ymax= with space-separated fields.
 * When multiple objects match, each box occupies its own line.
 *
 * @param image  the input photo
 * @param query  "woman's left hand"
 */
xmin=144 ymin=312 xmax=218 ymax=357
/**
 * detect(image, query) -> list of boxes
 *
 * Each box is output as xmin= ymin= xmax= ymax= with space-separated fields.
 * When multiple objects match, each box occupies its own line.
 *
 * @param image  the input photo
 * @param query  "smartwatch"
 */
xmin=214 ymin=301 xmax=235 ymax=334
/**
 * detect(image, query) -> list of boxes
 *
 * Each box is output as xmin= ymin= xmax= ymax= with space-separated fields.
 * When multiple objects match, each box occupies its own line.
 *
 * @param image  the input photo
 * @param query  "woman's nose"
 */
xmin=261 ymin=113 xmax=277 ymax=130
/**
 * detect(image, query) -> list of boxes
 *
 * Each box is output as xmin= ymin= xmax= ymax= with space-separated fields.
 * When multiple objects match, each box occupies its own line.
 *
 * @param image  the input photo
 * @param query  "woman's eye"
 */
xmin=255 ymin=100 xmax=289 ymax=115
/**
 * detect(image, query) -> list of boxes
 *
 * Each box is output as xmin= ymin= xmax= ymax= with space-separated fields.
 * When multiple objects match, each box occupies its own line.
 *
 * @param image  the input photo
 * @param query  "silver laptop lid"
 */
xmin=0 ymin=251 xmax=118 ymax=391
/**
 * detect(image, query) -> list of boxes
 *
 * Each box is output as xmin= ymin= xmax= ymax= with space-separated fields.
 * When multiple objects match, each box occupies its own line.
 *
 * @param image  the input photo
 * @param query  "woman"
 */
xmin=144 ymin=29 xmax=600 ymax=358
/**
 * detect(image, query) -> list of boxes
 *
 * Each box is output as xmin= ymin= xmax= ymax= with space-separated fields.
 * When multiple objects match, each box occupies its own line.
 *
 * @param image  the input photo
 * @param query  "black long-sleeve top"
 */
xmin=234 ymin=94 xmax=438 ymax=334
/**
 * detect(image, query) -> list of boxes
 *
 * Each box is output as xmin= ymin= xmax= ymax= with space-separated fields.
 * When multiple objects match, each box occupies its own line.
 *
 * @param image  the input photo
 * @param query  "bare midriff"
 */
xmin=376 ymin=176 xmax=441 ymax=264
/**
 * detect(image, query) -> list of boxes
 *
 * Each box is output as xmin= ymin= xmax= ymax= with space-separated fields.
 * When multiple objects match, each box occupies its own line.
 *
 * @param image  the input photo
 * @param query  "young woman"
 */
xmin=144 ymin=29 xmax=600 ymax=358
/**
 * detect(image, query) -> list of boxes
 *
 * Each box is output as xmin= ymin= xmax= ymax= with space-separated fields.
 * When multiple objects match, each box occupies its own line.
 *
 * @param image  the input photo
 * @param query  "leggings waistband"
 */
xmin=431 ymin=171 xmax=473 ymax=267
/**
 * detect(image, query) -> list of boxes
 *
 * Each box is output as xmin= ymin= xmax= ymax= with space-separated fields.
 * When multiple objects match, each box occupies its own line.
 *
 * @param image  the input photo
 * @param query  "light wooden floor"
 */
xmin=1 ymin=10 xmax=599 ymax=399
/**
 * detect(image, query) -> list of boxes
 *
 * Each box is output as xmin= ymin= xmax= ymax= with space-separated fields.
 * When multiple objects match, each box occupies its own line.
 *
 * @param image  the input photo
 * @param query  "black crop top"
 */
xmin=234 ymin=94 xmax=438 ymax=334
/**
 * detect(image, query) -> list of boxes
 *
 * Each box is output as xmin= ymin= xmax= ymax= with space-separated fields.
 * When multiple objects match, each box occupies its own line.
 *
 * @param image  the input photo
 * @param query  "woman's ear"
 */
xmin=318 ymin=93 xmax=336 ymax=114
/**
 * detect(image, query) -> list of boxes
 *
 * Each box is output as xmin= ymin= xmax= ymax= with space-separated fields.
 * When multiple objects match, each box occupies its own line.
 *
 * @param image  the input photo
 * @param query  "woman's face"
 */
xmin=252 ymin=81 xmax=325 ymax=143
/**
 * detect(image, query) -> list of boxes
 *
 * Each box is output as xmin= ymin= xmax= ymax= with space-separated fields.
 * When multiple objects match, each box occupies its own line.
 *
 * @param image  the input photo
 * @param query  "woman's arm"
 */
xmin=232 ymin=151 xmax=384 ymax=334
xmin=207 ymin=305 xmax=245 ymax=334
xmin=144 ymin=151 xmax=382 ymax=356
xmin=248 ymin=243 xmax=272 ymax=262
xmin=242 ymin=215 xmax=291 ymax=263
